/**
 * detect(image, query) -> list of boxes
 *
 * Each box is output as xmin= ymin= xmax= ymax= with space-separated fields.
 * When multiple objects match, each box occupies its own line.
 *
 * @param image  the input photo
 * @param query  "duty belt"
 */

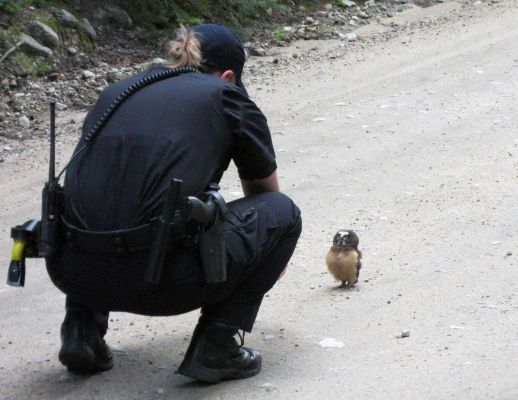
xmin=62 ymin=213 xmax=188 ymax=256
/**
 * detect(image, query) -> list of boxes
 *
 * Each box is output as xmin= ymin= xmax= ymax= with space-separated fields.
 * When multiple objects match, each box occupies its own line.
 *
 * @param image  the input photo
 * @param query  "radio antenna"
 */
xmin=49 ymin=101 xmax=56 ymax=182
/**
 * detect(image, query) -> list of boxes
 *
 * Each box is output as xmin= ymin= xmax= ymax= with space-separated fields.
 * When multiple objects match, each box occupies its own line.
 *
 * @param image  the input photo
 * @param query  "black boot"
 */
xmin=58 ymin=302 xmax=113 ymax=374
xmin=177 ymin=318 xmax=262 ymax=383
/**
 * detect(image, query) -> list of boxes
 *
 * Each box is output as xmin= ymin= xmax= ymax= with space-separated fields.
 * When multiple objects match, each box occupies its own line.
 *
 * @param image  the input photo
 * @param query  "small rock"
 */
xmin=400 ymin=330 xmax=410 ymax=338
xmin=325 ymin=3 xmax=333 ymax=10
xmin=357 ymin=11 xmax=370 ymax=19
xmin=341 ymin=0 xmax=357 ymax=7
xmin=318 ymin=338 xmax=344 ymax=348
xmin=266 ymin=7 xmax=273 ymax=16
xmin=346 ymin=33 xmax=358 ymax=42
xmin=506 ymin=251 xmax=512 ymax=256
xmin=47 ymin=72 xmax=62 ymax=81
xmin=79 ymin=18 xmax=97 ymax=40
xmin=18 ymin=116 xmax=30 ymax=128
xmin=247 ymin=47 xmax=267 ymax=57
xmin=54 ymin=9 xmax=80 ymax=28
xmin=20 ymin=34 xmax=53 ymax=57
xmin=55 ymin=102 xmax=67 ymax=111
xmin=67 ymin=47 xmax=78 ymax=56
xmin=82 ymin=70 xmax=95 ymax=80
xmin=150 ymin=57 xmax=168 ymax=65
xmin=272 ymin=58 xmax=279 ymax=64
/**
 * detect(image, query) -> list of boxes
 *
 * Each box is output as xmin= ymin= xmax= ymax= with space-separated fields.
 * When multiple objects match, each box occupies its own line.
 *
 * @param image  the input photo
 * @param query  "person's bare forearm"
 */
xmin=240 ymin=170 xmax=279 ymax=197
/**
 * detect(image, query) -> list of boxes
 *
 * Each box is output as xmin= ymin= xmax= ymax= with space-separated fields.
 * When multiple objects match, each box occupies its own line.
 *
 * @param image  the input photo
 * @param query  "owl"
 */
xmin=326 ymin=229 xmax=362 ymax=288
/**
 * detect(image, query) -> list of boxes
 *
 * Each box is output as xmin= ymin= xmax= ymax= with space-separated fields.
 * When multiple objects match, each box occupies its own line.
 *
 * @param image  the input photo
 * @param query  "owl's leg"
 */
xmin=339 ymin=281 xmax=347 ymax=288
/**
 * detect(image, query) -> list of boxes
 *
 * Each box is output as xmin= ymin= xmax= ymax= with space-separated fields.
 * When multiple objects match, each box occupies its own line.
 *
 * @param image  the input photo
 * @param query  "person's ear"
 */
xmin=220 ymin=70 xmax=236 ymax=85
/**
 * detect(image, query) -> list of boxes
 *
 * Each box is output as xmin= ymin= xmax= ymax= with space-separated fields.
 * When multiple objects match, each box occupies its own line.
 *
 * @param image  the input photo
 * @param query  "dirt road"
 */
xmin=2 ymin=1 xmax=518 ymax=399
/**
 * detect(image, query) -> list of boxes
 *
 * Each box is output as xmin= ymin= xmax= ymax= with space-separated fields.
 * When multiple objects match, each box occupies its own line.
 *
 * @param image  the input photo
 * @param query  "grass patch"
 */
xmin=272 ymin=27 xmax=285 ymax=41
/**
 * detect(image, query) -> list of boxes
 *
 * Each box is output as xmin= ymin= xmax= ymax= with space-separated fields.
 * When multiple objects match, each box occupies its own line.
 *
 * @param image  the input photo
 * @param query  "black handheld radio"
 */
xmin=38 ymin=101 xmax=64 ymax=257
xmin=7 ymin=102 xmax=62 ymax=286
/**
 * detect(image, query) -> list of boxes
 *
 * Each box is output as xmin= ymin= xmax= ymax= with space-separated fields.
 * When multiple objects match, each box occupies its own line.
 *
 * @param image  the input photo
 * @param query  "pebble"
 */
xmin=82 ymin=70 xmax=95 ymax=80
xmin=248 ymin=47 xmax=267 ymax=57
xmin=151 ymin=57 xmax=168 ymax=65
xmin=55 ymin=102 xmax=67 ymax=111
xmin=357 ymin=11 xmax=370 ymax=19
xmin=318 ymin=338 xmax=344 ymax=348
xmin=342 ymin=0 xmax=357 ymax=7
xmin=346 ymin=33 xmax=358 ymax=41
xmin=400 ymin=330 xmax=410 ymax=338
xmin=18 ymin=116 xmax=30 ymax=128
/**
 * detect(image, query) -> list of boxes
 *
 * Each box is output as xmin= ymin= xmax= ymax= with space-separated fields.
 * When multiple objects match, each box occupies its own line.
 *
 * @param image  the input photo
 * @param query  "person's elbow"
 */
xmin=241 ymin=170 xmax=279 ymax=197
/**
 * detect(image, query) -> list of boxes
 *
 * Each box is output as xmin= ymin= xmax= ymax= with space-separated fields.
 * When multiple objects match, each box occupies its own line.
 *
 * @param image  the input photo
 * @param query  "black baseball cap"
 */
xmin=192 ymin=24 xmax=248 ymax=94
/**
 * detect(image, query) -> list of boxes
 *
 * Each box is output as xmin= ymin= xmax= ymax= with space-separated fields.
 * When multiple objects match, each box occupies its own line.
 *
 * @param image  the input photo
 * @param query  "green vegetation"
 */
xmin=78 ymin=31 xmax=95 ymax=53
xmin=122 ymin=0 xmax=285 ymax=30
xmin=32 ymin=58 xmax=52 ymax=76
xmin=36 ymin=16 xmax=61 ymax=33
xmin=272 ymin=27 xmax=285 ymax=41
xmin=0 ymin=0 xmax=49 ymax=14
xmin=0 ymin=26 xmax=23 ymax=52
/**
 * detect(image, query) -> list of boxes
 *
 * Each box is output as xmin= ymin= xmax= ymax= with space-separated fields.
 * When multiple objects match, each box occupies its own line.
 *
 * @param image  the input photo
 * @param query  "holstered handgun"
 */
xmin=184 ymin=184 xmax=228 ymax=283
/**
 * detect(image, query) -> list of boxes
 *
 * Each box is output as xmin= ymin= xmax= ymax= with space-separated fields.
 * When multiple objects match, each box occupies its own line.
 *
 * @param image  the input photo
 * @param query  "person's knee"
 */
xmin=270 ymin=192 xmax=301 ymax=239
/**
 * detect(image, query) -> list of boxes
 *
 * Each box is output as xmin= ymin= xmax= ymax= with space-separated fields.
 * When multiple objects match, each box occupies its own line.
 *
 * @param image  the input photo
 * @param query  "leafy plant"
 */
xmin=272 ymin=27 xmax=285 ymax=41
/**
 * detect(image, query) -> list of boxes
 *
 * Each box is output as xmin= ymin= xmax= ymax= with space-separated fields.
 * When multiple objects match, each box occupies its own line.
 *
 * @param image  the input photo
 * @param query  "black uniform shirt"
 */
xmin=64 ymin=67 xmax=277 ymax=230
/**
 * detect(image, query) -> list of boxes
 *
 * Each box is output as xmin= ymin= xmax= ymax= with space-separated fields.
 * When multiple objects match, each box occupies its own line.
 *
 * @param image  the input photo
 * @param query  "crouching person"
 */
xmin=45 ymin=24 xmax=302 ymax=383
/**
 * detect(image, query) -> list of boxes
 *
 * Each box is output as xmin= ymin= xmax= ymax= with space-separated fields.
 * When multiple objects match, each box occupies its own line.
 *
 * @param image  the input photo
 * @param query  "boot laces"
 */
xmin=236 ymin=330 xmax=246 ymax=347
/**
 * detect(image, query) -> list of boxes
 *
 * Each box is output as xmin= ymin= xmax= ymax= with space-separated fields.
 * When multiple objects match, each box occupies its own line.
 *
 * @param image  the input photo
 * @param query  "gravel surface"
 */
xmin=1 ymin=1 xmax=518 ymax=399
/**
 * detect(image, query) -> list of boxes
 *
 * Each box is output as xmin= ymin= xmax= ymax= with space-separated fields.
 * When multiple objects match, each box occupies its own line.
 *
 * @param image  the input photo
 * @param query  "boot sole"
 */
xmin=177 ymin=359 xmax=262 ymax=383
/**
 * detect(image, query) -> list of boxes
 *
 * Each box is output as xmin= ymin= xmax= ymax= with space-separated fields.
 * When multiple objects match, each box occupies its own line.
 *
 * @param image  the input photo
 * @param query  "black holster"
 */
xmin=193 ymin=190 xmax=228 ymax=284
xmin=38 ymin=180 xmax=64 ymax=257
xmin=145 ymin=181 xmax=228 ymax=285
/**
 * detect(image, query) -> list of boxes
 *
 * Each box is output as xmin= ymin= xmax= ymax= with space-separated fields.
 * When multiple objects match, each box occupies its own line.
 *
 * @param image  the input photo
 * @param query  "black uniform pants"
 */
xmin=47 ymin=192 xmax=302 ymax=333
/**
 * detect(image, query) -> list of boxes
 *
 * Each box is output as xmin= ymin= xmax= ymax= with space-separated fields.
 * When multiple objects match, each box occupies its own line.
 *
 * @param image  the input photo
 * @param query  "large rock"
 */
xmin=28 ymin=20 xmax=60 ymax=48
xmin=20 ymin=34 xmax=53 ymax=57
xmin=94 ymin=5 xmax=133 ymax=29
xmin=79 ymin=17 xmax=97 ymax=40
xmin=54 ymin=9 xmax=80 ymax=28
